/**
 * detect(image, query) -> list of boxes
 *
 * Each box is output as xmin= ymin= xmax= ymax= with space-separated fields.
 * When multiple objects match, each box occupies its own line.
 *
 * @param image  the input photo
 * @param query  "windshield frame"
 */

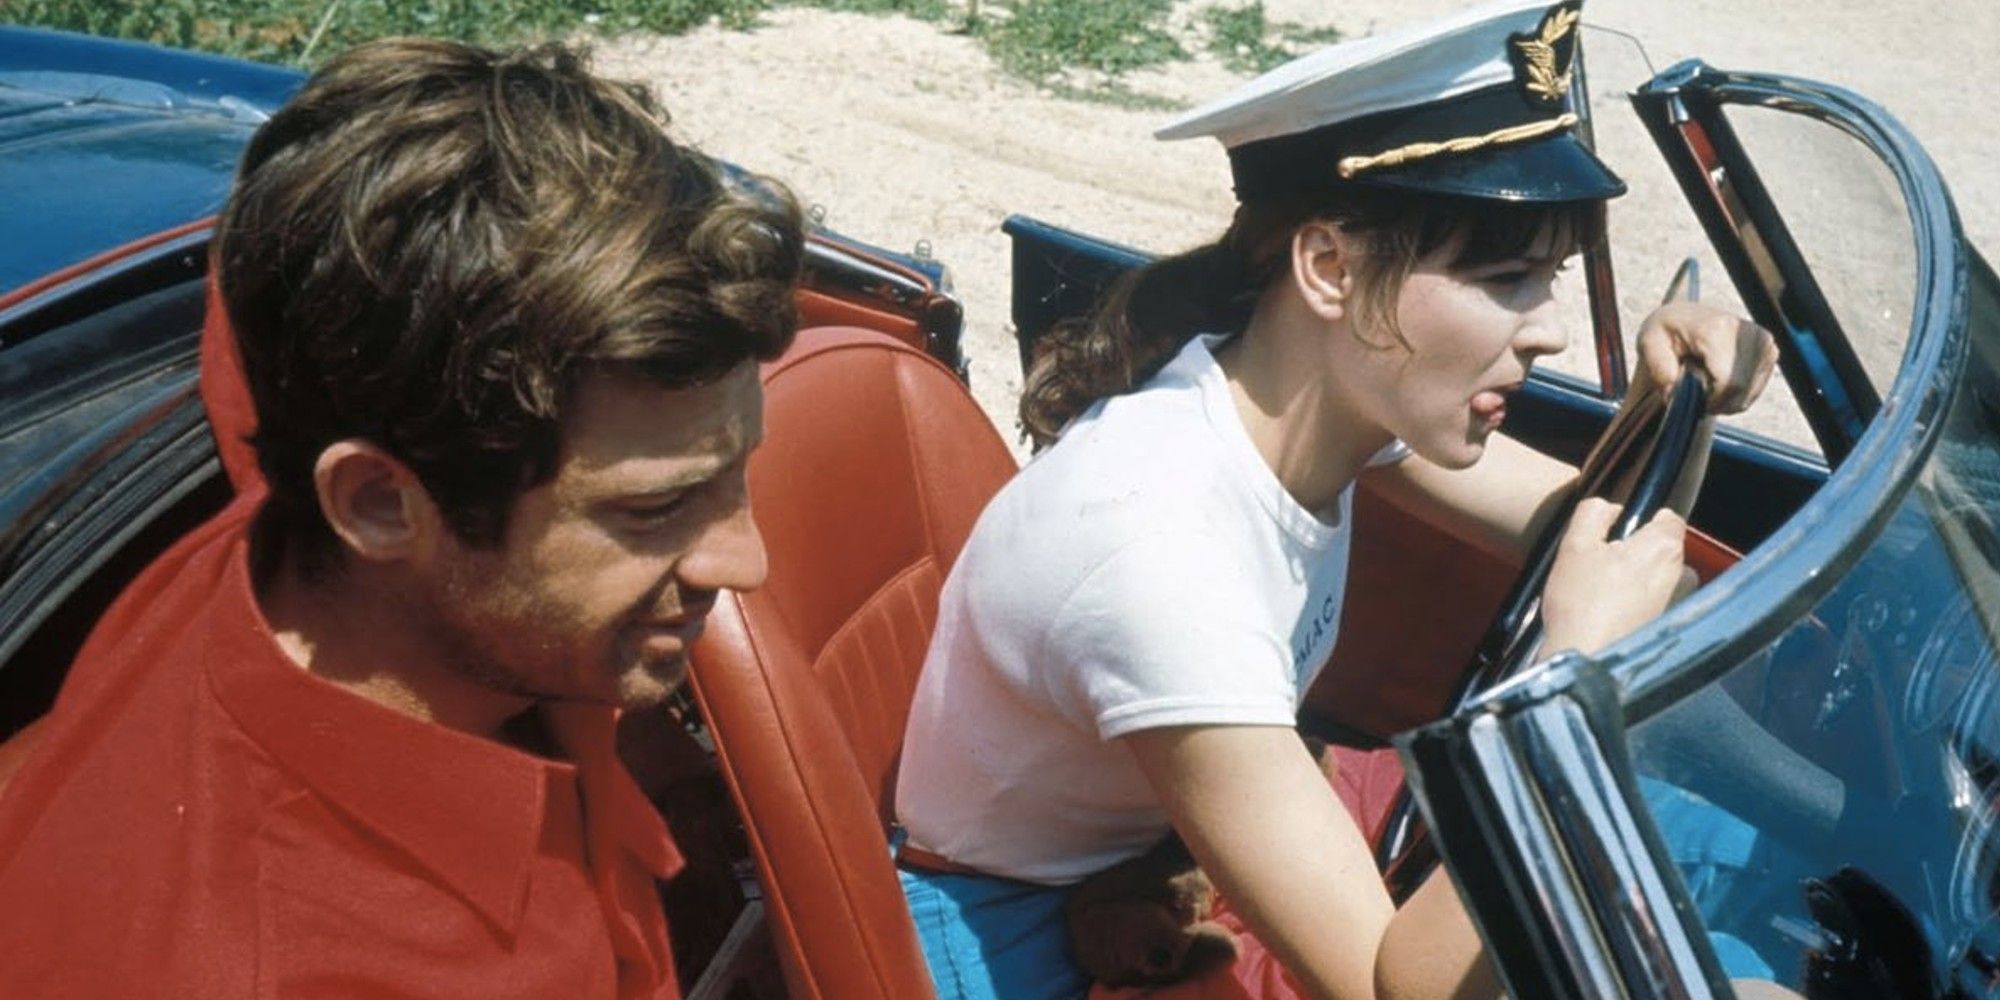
xmin=1397 ymin=60 xmax=1971 ymax=998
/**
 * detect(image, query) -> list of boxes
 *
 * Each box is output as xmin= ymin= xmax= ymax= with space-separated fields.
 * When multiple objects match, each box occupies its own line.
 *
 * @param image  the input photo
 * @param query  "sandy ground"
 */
xmin=598 ymin=1 xmax=1999 ymax=454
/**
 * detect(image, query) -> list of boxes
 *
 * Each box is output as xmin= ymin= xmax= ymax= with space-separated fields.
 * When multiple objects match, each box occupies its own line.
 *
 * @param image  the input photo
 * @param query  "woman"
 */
xmin=895 ymin=2 xmax=1778 ymax=997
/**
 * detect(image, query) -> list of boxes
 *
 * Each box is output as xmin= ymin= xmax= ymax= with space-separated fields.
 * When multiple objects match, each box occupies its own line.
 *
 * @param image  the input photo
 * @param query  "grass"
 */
xmin=804 ymin=0 xmax=951 ymax=17
xmin=1201 ymin=2 xmax=1340 ymax=75
xmin=9 ymin=0 xmax=1338 ymax=104
xmin=977 ymin=0 xmax=1185 ymax=82
xmin=8 ymin=0 xmax=767 ymax=65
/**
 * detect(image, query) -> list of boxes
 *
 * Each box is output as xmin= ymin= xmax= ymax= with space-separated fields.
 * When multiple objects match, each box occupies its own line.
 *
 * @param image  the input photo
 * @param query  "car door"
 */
xmin=0 ymin=235 xmax=226 ymax=737
xmin=1399 ymin=59 xmax=1997 ymax=998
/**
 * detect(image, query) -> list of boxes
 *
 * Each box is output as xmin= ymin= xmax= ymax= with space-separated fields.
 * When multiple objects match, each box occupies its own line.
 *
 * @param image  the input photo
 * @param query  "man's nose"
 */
xmin=678 ymin=500 xmax=768 ymax=595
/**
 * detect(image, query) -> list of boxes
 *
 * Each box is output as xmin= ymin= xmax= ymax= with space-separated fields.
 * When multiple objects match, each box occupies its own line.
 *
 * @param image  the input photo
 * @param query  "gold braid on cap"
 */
xmin=1336 ymin=112 xmax=1578 ymax=179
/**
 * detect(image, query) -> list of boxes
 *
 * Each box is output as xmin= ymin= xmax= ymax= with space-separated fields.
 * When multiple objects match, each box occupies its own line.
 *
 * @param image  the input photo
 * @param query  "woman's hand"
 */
xmin=1633 ymin=302 xmax=1779 ymax=415
xmin=1541 ymin=497 xmax=1692 ymax=656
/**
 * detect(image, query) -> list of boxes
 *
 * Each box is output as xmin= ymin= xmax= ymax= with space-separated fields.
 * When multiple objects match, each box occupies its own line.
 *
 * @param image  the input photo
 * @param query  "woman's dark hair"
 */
xmin=217 ymin=38 xmax=804 ymax=575
xmin=1018 ymin=186 xmax=1602 ymax=446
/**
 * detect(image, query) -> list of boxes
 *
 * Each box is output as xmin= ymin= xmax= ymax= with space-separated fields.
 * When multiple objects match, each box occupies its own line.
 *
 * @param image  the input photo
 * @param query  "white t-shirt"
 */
xmin=894 ymin=335 xmax=1406 ymax=884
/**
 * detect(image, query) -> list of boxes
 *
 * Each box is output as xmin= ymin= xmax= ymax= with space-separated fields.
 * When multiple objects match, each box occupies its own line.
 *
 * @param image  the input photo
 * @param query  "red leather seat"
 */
xmin=688 ymin=326 xmax=1017 ymax=999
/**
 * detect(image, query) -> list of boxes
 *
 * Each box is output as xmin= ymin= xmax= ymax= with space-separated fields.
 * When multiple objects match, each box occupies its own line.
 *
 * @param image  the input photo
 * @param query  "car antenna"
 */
xmin=298 ymin=0 xmax=349 ymax=66
xmin=1583 ymin=24 xmax=1657 ymax=79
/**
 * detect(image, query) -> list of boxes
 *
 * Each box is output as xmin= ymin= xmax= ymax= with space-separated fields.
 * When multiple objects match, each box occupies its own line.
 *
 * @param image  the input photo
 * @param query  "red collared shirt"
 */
xmin=0 ymin=496 xmax=686 ymax=999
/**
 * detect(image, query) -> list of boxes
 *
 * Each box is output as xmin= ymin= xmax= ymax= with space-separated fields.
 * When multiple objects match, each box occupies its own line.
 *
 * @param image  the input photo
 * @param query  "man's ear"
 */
xmin=311 ymin=440 xmax=440 ymax=564
xmin=1290 ymin=220 xmax=1355 ymax=323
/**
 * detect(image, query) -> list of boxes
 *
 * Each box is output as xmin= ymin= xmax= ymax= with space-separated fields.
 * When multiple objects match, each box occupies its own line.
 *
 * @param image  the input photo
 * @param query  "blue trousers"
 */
xmin=1643 ymin=775 xmax=1793 ymax=981
xmin=897 ymin=864 xmax=1090 ymax=1000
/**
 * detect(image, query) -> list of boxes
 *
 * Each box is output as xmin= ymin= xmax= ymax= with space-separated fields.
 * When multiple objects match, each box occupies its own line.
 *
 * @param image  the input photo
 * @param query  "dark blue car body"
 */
xmin=0 ymin=26 xmax=297 ymax=294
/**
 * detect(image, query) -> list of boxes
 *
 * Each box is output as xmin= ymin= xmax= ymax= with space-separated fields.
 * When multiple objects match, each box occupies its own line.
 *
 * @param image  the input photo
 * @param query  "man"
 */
xmin=0 ymin=38 xmax=802 ymax=998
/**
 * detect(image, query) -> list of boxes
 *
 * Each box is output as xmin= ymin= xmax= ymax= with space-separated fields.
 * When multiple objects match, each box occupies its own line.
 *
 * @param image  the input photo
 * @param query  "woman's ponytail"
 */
xmin=1018 ymin=238 xmax=1257 ymax=447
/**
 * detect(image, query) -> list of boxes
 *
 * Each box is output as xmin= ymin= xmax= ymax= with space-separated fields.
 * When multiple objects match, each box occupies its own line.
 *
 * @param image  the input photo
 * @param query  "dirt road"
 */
xmin=601 ymin=1 xmax=1997 ymax=450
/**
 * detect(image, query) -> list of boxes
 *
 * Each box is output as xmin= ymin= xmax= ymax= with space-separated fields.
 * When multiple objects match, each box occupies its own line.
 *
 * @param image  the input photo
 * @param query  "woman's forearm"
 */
xmin=1375 ymin=871 xmax=1502 ymax=1000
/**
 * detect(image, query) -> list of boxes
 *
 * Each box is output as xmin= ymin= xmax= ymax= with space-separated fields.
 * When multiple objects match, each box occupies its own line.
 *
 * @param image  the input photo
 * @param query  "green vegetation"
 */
xmin=978 ymin=0 xmax=1184 ymax=82
xmin=1202 ymin=2 xmax=1340 ymax=75
xmin=8 ymin=0 xmax=1337 ymax=104
xmin=804 ymin=0 xmax=950 ymax=17
xmin=8 ymin=0 xmax=768 ymax=64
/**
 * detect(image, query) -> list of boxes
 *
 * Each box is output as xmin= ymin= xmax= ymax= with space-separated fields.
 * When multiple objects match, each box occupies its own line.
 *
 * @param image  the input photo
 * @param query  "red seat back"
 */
xmin=688 ymin=326 xmax=1017 ymax=999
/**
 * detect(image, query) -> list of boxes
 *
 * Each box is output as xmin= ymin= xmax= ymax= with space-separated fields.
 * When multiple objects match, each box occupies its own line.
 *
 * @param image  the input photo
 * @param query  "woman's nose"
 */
xmin=1516 ymin=314 xmax=1568 ymax=359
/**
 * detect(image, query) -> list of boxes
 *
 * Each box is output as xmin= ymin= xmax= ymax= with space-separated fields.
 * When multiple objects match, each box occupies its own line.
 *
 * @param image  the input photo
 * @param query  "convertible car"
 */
xmin=3 ymin=22 xmax=1997 ymax=1000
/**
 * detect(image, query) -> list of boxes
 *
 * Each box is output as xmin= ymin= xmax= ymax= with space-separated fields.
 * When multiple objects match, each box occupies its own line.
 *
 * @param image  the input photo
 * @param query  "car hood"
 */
xmin=0 ymin=27 xmax=302 ymax=295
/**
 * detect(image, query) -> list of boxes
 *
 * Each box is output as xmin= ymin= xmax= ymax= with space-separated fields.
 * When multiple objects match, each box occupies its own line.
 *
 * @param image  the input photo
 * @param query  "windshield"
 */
xmin=1626 ymin=242 xmax=2000 ymax=996
xmin=1400 ymin=63 xmax=1993 ymax=998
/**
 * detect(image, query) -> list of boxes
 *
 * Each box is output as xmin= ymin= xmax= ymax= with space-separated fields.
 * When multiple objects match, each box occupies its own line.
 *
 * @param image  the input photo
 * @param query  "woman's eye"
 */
xmin=1481 ymin=261 xmax=1568 ymax=289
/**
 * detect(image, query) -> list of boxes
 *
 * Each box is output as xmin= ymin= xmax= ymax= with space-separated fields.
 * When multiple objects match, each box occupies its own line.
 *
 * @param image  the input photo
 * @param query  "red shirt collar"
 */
xmin=202 ymin=529 xmax=682 ymax=936
xmin=198 ymin=270 xmax=265 ymax=498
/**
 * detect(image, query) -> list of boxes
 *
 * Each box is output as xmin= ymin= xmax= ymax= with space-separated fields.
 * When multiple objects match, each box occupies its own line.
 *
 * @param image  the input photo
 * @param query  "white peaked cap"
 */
xmin=1153 ymin=0 xmax=1624 ymax=204
xmin=1157 ymin=0 xmax=1560 ymax=148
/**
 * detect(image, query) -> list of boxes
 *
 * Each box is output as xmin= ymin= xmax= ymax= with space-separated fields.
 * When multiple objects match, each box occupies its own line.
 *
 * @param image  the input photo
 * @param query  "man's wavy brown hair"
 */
xmin=217 ymin=38 xmax=803 ymax=573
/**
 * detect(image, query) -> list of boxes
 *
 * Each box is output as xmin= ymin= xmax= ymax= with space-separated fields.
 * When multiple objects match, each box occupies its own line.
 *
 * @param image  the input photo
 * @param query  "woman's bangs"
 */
xmin=1447 ymin=199 xmax=1600 ymax=268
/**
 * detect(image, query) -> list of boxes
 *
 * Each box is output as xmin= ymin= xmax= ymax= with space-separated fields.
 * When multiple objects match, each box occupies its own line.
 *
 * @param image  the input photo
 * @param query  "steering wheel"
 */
xmin=1375 ymin=364 xmax=1713 ymax=902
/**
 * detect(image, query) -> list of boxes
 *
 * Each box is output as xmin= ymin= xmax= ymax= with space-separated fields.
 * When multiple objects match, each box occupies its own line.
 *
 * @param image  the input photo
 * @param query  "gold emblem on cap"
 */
xmin=1515 ymin=5 xmax=1580 ymax=102
xmin=1336 ymin=4 xmax=1585 ymax=179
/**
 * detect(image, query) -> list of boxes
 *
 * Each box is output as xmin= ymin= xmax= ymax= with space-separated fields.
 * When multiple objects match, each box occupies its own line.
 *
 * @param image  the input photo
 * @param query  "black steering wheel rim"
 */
xmin=1374 ymin=366 xmax=1712 ymax=899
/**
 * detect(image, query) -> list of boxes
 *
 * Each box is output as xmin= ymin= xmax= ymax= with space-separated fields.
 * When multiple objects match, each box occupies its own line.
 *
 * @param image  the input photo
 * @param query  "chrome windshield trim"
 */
xmin=1403 ymin=668 xmax=1727 ymax=998
xmin=1554 ymin=64 xmax=1964 ymax=724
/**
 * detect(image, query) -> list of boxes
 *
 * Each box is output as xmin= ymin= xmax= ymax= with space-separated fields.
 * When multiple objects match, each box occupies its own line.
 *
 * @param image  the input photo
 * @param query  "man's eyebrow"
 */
xmin=623 ymin=469 xmax=715 ymax=496
xmin=601 ymin=439 xmax=760 ymax=500
xmin=636 ymin=456 xmax=736 ymax=492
